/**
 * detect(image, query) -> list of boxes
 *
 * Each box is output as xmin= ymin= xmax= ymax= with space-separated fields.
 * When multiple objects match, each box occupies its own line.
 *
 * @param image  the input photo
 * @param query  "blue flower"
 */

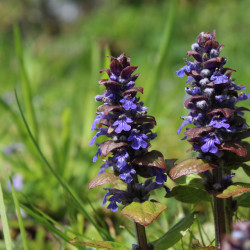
xmin=93 ymin=147 xmax=102 ymax=162
xmin=237 ymin=93 xmax=250 ymax=102
xmin=177 ymin=116 xmax=193 ymax=135
xmin=185 ymin=87 xmax=201 ymax=96
xmin=89 ymin=128 xmax=108 ymax=145
xmin=128 ymin=129 xmax=148 ymax=150
xmin=210 ymin=72 xmax=228 ymax=84
xmin=201 ymin=133 xmax=221 ymax=154
xmin=91 ymin=113 xmax=104 ymax=131
xmin=120 ymin=164 xmax=136 ymax=183
xmin=176 ymin=61 xmax=197 ymax=77
xmin=151 ymin=168 xmax=167 ymax=185
xmin=186 ymin=76 xmax=194 ymax=84
xmin=120 ymin=96 xmax=137 ymax=110
xmin=209 ymin=116 xmax=230 ymax=129
xmin=112 ymin=115 xmax=133 ymax=133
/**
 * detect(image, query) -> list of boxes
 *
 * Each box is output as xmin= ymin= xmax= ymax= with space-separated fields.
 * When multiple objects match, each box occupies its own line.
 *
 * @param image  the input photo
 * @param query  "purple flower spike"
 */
xmin=201 ymin=134 xmax=221 ymax=154
xmin=177 ymin=30 xmax=249 ymax=160
xmin=113 ymin=115 xmax=133 ymax=133
xmin=90 ymin=54 xmax=167 ymax=212
xmin=128 ymin=129 xmax=148 ymax=150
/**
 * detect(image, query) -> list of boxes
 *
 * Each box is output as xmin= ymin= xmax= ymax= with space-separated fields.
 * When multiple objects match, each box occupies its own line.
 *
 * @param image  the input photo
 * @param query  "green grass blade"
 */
xmin=10 ymin=177 xmax=29 ymax=250
xmin=0 ymin=98 xmax=44 ymax=176
xmin=144 ymin=0 xmax=178 ymax=109
xmin=13 ymin=24 xmax=39 ymax=141
xmin=19 ymin=203 xmax=71 ymax=242
xmin=14 ymin=90 xmax=112 ymax=241
xmin=0 ymin=183 xmax=12 ymax=250
xmin=60 ymin=108 xmax=71 ymax=176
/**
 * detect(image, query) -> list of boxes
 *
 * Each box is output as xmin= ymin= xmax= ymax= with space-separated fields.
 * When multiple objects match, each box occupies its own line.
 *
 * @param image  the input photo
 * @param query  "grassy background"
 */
xmin=0 ymin=0 xmax=249 ymax=249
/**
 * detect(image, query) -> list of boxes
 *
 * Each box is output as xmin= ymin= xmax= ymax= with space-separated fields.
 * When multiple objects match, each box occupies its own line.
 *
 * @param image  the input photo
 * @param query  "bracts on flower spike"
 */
xmin=89 ymin=54 xmax=169 ymax=237
xmin=170 ymin=31 xmax=250 ymax=248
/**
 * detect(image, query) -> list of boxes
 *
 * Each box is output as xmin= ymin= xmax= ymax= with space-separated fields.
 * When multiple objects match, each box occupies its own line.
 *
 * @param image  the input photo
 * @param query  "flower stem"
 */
xmin=135 ymin=222 xmax=148 ymax=250
xmin=213 ymin=167 xmax=226 ymax=248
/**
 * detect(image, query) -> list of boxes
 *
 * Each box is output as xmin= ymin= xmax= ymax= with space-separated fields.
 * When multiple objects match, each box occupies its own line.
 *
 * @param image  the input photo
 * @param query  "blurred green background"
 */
xmin=0 ymin=0 xmax=249 ymax=249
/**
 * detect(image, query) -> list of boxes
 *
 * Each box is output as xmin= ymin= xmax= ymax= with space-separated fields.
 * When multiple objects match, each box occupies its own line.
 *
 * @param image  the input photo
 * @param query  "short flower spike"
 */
xmin=90 ymin=54 xmax=168 ymax=211
xmin=176 ymin=31 xmax=250 ymax=163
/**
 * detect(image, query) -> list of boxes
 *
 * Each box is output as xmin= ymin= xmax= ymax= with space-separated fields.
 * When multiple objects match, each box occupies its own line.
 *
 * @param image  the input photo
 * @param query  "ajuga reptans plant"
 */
xmin=89 ymin=53 xmax=169 ymax=249
xmin=170 ymin=31 xmax=250 ymax=247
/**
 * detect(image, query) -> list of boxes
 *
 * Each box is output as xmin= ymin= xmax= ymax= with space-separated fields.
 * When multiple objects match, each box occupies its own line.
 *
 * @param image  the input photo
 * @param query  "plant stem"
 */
xmin=129 ymin=175 xmax=148 ymax=250
xmin=135 ymin=222 xmax=148 ymax=250
xmin=212 ymin=167 xmax=226 ymax=248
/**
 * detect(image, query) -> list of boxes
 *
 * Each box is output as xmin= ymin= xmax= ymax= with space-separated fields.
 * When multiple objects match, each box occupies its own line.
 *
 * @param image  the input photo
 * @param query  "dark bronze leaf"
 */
xmin=218 ymin=142 xmax=247 ymax=157
xmin=132 ymin=150 xmax=166 ymax=170
xmin=97 ymin=104 xmax=123 ymax=116
xmin=110 ymin=58 xmax=123 ymax=75
xmin=187 ymin=51 xmax=202 ymax=62
xmin=204 ymin=40 xmax=219 ymax=52
xmin=120 ymin=66 xmax=138 ymax=79
xmin=123 ymin=87 xmax=144 ymax=96
xmin=184 ymin=126 xmax=214 ymax=139
xmin=88 ymin=172 xmax=120 ymax=190
xmin=134 ymin=115 xmax=156 ymax=126
xmin=208 ymin=108 xmax=235 ymax=118
xmin=100 ymin=140 xmax=128 ymax=157
xmin=204 ymin=57 xmax=226 ymax=69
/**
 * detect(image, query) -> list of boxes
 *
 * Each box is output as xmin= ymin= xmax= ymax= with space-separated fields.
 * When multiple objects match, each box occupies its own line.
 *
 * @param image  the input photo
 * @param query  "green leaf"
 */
xmin=14 ymin=24 xmax=38 ymax=141
xmin=121 ymin=201 xmax=167 ymax=226
xmin=216 ymin=184 xmax=250 ymax=198
xmin=69 ymin=239 xmax=129 ymax=250
xmin=153 ymin=213 xmax=195 ymax=249
xmin=235 ymin=192 xmax=250 ymax=207
xmin=88 ymin=172 xmax=120 ymax=189
xmin=190 ymin=239 xmax=219 ymax=249
xmin=0 ymin=183 xmax=12 ymax=250
xmin=166 ymin=186 xmax=211 ymax=203
xmin=242 ymin=164 xmax=250 ymax=176
xmin=169 ymin=158 xmax=216 ymax=180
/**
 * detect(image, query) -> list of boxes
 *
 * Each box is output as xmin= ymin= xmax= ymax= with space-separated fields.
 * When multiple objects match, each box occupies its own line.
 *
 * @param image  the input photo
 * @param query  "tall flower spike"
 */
xmin=176 ymin=31 xmax=249 ymax=164
xmin=89 ymin=53 xmax=168 ymax=212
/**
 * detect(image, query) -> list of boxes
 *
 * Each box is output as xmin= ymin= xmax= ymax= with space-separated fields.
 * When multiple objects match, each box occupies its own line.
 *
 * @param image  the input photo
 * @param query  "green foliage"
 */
xmin=153 ymin=213 xmax=195 ymax=249
xmin=121 ymin=201 xmax=168 ymax=226
xmin=166 ymin=185 xmax=211 ymax=204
